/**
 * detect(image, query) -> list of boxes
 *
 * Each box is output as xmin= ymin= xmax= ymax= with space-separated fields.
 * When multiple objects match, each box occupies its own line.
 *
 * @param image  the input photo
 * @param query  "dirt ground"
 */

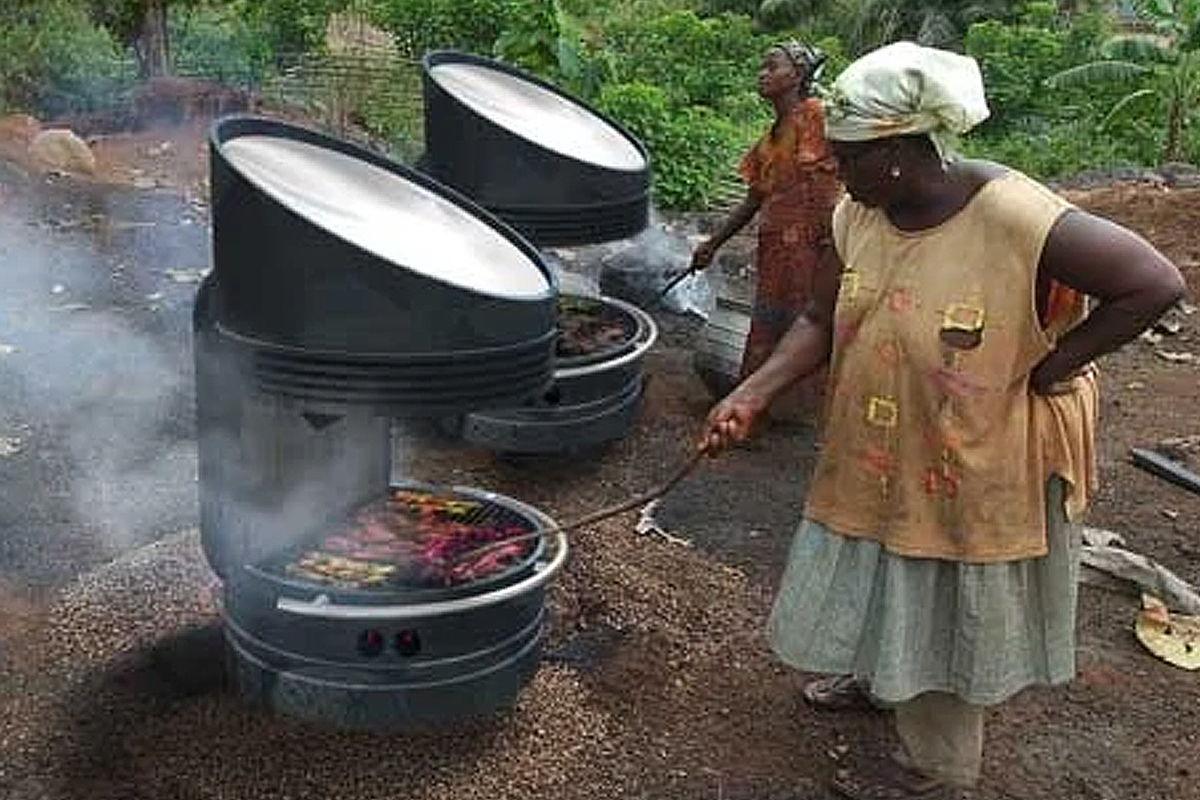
xmin=1 ymin=108 xmax=1198 ymax=800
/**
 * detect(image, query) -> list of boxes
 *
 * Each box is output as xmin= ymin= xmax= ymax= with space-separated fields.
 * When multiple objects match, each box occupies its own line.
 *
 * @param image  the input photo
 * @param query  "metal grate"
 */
xmin=270 ymin=485 xmax=540 ymax=591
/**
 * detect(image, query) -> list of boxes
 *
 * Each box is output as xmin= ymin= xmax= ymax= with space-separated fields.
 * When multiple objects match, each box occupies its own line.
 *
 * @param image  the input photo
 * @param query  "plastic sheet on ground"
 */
xmin=1080 ymin=526 xmax=1200 ymax=615
xmin=547 ymin=220 xmax=716 ymax=318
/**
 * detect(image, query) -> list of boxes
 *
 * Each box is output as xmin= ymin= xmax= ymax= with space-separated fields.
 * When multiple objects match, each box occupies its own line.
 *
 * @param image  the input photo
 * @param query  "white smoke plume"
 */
xmin=0 ymin=176 xmax=201 ymax=567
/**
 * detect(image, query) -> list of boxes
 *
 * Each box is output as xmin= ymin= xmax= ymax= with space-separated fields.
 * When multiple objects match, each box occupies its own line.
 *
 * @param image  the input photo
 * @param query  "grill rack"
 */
xmin=252 ymin=484 xmax=545 ymax=595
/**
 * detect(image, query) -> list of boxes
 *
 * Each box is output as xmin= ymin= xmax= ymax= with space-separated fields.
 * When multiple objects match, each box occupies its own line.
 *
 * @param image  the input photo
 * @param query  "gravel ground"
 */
xmin=4 ymin=119 xmax=1199 ymax=800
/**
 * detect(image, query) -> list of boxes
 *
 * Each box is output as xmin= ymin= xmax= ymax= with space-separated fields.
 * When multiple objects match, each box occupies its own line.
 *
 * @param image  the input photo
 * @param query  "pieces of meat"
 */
xmin=285 ymin=490 xmax=535 ymax=589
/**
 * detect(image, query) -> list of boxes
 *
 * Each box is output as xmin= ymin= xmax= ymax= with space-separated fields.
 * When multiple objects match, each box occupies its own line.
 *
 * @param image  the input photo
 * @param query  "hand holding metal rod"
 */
xmin=655 ymin=266 xmax=697 ymax=302
xmin=443 ymin=443 xmax=711 ymax=568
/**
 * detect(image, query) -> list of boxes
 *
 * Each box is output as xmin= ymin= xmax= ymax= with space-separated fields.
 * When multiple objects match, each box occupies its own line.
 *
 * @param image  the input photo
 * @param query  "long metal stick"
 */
xmin=1130 ymin=446 xmax=1200 ymax=496
xmin=655 ymin=268 xmax=695 ymax=302
xmin=445 ymin=445 xmax=709 ymax=567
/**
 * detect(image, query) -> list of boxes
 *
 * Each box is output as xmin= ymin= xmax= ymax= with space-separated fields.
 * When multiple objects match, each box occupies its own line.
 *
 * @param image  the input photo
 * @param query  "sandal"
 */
xmin=831 ymin=759 xmax=950 ymax=799
xmin=801 ymin=674 xmax=883 ymax=711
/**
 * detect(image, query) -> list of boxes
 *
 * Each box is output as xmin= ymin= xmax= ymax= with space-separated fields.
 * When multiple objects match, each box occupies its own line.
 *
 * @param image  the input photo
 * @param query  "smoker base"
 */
xmin=223 ymin=610 xmax=546 ymax=731
xmin=458 ymin=373 xmax=644 ymax=454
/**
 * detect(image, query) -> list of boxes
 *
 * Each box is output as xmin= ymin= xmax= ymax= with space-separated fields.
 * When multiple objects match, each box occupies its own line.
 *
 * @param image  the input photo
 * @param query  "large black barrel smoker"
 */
xmin=421 ymin=50 xmax=657 ymax=452
xmin=421 ymin=50 xmax=651 ymax=248
xmin=196 ymin=115 xmax=568 ymax=730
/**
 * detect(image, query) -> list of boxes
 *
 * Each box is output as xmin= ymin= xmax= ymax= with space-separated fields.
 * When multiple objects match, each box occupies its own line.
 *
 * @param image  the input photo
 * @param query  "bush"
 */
xmin=964 ymin=18 xmax=1067 ymax=117
xmin=584 ymin=10 xmax=780 ymax=208
xmin=959 ymin=5 xmax=1173 ymax=178
xmin=170 ymin=3 xmax=275 ymax=87
xmin=370 ymin=0 xmax=516 ymax=58
xmin=599 ymin=11 xmax=770 ymax=115
xmin=595 ymin=80 xmax=746 ymax=209
xmin=965 ymin=113 xmax=1163 ymax=179
xmin=0 ymin=0 xmax=134 ymax=116
xmin=244 ymin=0 xmax=349 ymax=58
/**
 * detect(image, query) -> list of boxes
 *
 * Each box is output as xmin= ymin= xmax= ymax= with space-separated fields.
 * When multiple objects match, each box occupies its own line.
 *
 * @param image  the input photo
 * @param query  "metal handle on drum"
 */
xmin=274 ymin=529 xmax=569 ymax=620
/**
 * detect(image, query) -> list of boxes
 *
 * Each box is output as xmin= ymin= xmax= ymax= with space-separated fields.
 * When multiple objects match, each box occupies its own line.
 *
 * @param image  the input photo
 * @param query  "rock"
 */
xmin=1159 ymin=161 xmax=1200 ymax=189
xmin=28 ymin=128 xmax=96 ymax=175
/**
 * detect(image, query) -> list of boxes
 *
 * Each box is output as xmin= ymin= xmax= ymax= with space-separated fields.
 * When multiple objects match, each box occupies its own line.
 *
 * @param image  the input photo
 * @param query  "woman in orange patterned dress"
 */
xmin=691 ymin=40 xmax=842 ymax=421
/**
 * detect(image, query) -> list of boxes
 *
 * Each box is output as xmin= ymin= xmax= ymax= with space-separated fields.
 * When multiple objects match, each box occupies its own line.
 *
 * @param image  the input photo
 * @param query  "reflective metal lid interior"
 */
xmin=428 ymin=62 xmax=646 ymax=172
xmin=220 ymin=135 xmax=552 ymax=299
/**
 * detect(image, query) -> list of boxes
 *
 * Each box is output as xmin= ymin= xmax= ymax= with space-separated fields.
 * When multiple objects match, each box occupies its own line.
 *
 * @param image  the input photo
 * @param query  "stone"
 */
xmin=1159 ymin=161 xmax=1200 ymax=188
xmin=28 ymin=128 xmax=96 ymax=175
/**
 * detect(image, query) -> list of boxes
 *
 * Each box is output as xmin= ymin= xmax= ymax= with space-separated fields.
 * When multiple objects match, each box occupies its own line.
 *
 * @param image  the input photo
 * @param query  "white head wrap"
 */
xmin=823 ymin=41 xmax=990 ymax=161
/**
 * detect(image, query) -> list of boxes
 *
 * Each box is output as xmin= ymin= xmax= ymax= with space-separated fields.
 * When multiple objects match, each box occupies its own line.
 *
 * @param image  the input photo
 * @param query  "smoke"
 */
xmin=548 ymin=211 xmax=716 ymax=317
xmin=0 ymin=149 xmax=714 ymax=584
xmin=0 ymin=177 xmax=202 ymax=563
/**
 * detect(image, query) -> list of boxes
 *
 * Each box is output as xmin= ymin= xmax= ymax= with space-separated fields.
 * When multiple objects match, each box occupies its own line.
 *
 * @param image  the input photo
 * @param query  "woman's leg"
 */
xmin=893 ymin=692 xmax=985 ymax=788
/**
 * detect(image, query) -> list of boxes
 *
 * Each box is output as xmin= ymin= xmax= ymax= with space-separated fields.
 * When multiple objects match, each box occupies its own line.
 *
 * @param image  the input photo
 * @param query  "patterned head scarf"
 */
xmin=776 ymin=40 xmax=827 ymax=88
xmin=823 ymin=41 xmax=990 ymax=161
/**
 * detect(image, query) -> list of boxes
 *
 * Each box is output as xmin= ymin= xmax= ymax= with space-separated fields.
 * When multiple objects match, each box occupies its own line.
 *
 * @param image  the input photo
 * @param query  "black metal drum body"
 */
xmin=219 ymin=484 xmax=566 ymax=730
xmin=208 ymin=115 xmax=558 ymax=416
xmin=458 ymin=295 xmax=657 ymax=453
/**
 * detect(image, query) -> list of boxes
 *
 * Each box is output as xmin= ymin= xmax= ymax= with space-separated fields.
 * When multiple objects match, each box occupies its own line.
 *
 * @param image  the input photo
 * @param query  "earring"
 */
xmin=889 ymin=165 xmax=901 ymax=179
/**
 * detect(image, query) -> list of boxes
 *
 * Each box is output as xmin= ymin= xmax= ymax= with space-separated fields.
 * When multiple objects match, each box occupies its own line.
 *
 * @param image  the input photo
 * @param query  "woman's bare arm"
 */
xmin=1032 ymin=210 xmax=1186 ymax=393
xmin=691 ymin=188 xmax=764 ymax=271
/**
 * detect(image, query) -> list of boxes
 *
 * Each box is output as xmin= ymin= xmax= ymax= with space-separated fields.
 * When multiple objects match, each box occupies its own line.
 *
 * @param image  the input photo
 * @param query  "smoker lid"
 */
xmin=219 ymin=135 xmax=552 ymax=299
xmin=427 ymin=62 xmax=647 ymax=173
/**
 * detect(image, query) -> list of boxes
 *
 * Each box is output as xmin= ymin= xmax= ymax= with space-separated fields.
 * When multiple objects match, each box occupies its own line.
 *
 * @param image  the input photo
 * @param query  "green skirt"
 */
xmin=768 ymin=478 xmax=1081 ymax=706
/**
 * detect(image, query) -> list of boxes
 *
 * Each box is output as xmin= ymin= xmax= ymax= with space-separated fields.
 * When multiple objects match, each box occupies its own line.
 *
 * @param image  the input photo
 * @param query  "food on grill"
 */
xmin=286 ymin=553 xmax=398 ymax=586
xmin=282 ymin=488 xmax=536 ymax=589
xmin=556 ymin=296 xmax=634 ymax=358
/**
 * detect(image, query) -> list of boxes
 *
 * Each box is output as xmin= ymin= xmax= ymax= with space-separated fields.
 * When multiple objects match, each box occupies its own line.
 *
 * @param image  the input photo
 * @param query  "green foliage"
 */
xmin=576 ymin=10 xmax=778 ymax=208
xmin=599 ymin=11 xmax=772 ymax=113
xmin=345 ymin=61 xmax=425 ymax=160
xmin=0 ymin=0 xmax=134 ymax=116
xmin=1044 ymin=0 xmax=1200 ymax=160
xmin=1 ymin=0 xmax=1193 ymax=205
xmin=753 ymin=0 xmax=821 ymax=30
xmin=493 ymin=0 xmax=562 ymax=75
xmin=1017 ymin=0 xmax=1058 ymax=28
xmin=84 ymin=0 xmax=155 ymax=49
xmin=965 ymin=114 xmax=1164 ymax=178
xmin=369 ymin=0 xmax=515 ymax=57
xmin=243 ymin=0 xmax=350 ymax=57
xmin=595 ymin=80 xmax=747 ymax=208
xmin=964 ymin=14 xmax=1070 ymax=117
xmin=809 ymin=0 xmax=1018 ymax=56
xmin=697 ymin=0 xmax=761 ymax=15
xmin=959 ymin=5 xmax=1170 ymax=175
xmin=170 ymin=2 xmax=275 ymax=84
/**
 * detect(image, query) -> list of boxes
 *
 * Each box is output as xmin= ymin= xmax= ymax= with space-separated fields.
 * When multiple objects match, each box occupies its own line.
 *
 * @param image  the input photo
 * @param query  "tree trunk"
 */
xmin=136 ymin=0 xmax=171 ymax=78
xmin=1162 ymin=83 xmax=1183 ymax=163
